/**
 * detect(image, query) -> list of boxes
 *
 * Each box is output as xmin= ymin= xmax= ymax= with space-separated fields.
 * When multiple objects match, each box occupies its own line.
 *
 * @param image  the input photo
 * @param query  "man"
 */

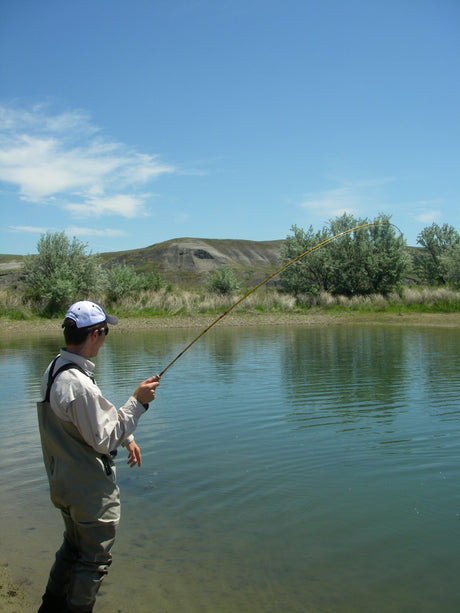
xmin=37 ymin=300 xmax=160 ymax=613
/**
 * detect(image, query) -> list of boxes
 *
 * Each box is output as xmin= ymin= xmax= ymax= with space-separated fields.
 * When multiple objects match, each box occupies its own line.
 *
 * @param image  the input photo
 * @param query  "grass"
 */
xmin=294 ymin=287 xmax=460 ymax=314
xmin=1 ymin=287 xmax=459 ymax=322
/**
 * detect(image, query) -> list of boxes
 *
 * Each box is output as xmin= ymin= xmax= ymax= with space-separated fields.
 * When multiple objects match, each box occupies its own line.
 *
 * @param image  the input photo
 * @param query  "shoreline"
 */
xmin=1 ymin=311 xmax=460 ymax=337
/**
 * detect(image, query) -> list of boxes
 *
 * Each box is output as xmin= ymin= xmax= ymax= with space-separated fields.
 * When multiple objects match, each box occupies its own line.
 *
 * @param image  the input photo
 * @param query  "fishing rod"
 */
xmin=159 ymin=221 xmax=401 ymax=377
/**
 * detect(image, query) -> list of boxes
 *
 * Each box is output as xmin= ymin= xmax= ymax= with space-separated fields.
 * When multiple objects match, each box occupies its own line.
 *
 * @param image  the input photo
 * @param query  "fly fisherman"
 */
xmin=37 ymin=300 xmax=160 ymax=613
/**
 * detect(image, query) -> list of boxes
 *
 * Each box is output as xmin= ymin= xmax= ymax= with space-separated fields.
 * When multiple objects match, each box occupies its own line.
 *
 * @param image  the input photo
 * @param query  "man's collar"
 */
xmin=60 ymin=348 xmax=95 ymax=372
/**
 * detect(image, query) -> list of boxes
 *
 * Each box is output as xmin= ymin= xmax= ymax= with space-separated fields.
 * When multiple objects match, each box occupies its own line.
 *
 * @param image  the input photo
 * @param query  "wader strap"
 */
xmin=42 ymin=358 xmax=117 ymax=469
xmin=44 ymin=356 xmax=95 ymax=402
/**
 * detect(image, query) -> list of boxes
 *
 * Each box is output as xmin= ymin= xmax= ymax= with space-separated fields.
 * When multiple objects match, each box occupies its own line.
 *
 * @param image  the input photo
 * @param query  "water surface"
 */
xmin=0 ymin=322 xmax=459 ymax=612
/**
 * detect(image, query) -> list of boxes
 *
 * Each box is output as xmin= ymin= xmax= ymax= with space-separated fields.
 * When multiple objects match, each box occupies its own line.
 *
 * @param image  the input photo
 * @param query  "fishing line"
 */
xmin=159 ymin=221 xmax=401 ymax=377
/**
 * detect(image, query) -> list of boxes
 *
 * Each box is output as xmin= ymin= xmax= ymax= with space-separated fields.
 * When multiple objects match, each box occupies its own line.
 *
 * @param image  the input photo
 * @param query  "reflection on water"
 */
xmin=0 ymin=323 xmax=459 ymax=612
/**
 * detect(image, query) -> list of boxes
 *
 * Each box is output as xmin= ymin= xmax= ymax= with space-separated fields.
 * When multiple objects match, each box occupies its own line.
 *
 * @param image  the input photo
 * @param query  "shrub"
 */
xmin=105 ymin=264 xmax=165 ymax=301
xmin=23 ymin=232 xmax=103 ymax=315
xmin=414 ymin=222 xmax=460 ymax=285
xmin=105 ymin=264 xmax=140 ymax=301
xmin=207 ymin=265 xmax=240 ymax=295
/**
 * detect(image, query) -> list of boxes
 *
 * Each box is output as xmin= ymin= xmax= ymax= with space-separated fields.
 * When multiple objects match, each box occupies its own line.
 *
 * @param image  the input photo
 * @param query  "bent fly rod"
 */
xmin=159 ymin=221 xmax=400 ymax=377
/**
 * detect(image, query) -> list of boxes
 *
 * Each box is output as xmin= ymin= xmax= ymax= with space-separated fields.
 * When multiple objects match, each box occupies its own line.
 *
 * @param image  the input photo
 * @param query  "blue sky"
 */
xmin=1 ymin=0 xmax=458 ymax=255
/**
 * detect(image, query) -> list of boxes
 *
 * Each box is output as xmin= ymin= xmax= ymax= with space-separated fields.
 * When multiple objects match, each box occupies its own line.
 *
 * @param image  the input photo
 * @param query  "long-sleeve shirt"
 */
xmin=41 ymin=349 xmax=147 ymax=455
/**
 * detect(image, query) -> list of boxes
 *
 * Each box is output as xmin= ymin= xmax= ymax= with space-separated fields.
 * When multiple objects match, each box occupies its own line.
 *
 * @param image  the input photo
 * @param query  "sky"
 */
xmin=0 ymin=0 xmax=459 ymax=255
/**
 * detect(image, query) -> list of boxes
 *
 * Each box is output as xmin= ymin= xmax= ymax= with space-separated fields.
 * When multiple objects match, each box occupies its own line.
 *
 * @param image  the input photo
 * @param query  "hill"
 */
xmin=0 ymin=238 xmax=285 ymax=289
xmin=0 ymin=255 xmax=25 ymax=289
xmin=100 ymin=237 xmax=285 ymax=287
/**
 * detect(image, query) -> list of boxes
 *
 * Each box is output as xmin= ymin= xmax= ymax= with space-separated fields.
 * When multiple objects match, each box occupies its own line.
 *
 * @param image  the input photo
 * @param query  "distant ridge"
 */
xmin=0 ymin=237 xmax=422 ymax=290
xmin=100 ymin=237 xmax=285 ymax=287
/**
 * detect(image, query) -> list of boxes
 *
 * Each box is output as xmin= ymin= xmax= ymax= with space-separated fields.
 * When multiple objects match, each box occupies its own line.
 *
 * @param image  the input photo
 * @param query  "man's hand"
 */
xmin=126 ymin=440 xmax=142 ymax=468
xmin=133 ymin=375 xmax=160 ymax=406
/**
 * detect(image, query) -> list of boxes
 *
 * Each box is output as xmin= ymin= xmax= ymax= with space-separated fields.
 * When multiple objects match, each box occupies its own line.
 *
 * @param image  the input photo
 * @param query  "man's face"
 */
xmin=89 ymin=326 xmax=108 ymax=358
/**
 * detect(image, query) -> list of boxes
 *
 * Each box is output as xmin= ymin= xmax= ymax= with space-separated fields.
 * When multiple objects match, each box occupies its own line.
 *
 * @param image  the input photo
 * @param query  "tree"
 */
xmin=280 ymin=213 xmax=408 ymax=297
xmin=279 ymin=224 xmax=333 ymax=295
xmin=414 ymin=222 xmax=460 ymax=285
xmin=207 ymin=265 xmax=240 ymax=294
xmin=328 ymin=213 xmax=408 ymax=296
xmin=24 ymin=232 xmax=103 ymax=315
xmin=441 ymin=243 xmax=460 ymax=289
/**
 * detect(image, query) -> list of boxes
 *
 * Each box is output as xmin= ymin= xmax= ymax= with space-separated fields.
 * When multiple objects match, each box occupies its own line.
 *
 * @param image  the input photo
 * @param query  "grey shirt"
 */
xmin=41 ymin=349 xmax=147 ymax=455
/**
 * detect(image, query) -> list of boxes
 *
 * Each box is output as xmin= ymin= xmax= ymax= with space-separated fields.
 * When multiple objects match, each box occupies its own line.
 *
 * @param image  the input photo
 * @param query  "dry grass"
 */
xmin=0 ymin=291 xmax=35 ymax=319
xmin=0 ymin=286 xmax=459 ymax=321
xmin=102 ymin=287 xmax=298 ymax=316
xmin=295 ymin=287 xmax=460 ymax=312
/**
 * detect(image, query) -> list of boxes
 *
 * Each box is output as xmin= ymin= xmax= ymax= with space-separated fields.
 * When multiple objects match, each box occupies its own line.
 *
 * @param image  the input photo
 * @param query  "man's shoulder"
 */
xmin=57 ymin=364 xmax=94 ymax=384
xmin=52 ymin=364 xmax=96 ymax=401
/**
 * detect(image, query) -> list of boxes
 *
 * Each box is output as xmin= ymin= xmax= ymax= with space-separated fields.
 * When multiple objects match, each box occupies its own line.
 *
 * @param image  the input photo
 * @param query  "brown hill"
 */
xmin=100 ymin=237 xmax=285 ymax=287
xmin=0 ymin=257 xmax=25 ymax=289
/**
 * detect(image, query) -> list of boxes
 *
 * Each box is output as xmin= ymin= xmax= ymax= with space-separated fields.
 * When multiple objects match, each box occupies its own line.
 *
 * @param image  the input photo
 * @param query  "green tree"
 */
xmin=207 ymin=265 xmax=240 ymax=294
xmin=328 ymin=213 xmax=408 ymax=296
xmin=280 ymin=213 xmax=407 ymax=297
xmin=414 ymin=222 xmax=460 ymax=285
xmin=24 ymin=232 xmax=103 ymax=315
xmin=279 ymin=224 xmax=333 ymax=295
xmin=441 ymin=243 xmax=460 ymax=289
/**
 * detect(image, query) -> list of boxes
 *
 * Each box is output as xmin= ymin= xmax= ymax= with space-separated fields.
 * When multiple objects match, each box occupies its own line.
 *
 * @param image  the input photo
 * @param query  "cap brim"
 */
xmin=92 ymin=301 xmax=119 ymax=326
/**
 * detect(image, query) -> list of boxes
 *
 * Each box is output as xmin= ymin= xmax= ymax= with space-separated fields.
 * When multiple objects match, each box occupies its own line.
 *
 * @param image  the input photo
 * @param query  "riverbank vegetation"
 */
xmin=1 ymin=286 xmax=459 ymax=323
xmin=1 ymin=215 xmax=459 ymax=322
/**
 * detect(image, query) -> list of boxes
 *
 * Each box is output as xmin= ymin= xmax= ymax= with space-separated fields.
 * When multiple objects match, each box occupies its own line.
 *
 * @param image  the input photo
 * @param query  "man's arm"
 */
xmin=60 ymin=375 xmax=160 ymax=455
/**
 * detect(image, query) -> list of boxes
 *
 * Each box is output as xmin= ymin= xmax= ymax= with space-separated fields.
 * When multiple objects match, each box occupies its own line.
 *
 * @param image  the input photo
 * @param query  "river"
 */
xmin=0 ymin=321 xmax=459 ymax=612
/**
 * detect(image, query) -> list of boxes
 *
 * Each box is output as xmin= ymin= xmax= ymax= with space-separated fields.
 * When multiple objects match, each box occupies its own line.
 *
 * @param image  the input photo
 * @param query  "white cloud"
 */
xmin=65 ymin=194 xmax=148 ymax=218
xmin=8 ymin=224 xmax=125 ymax=238
xmin=0 ymin=103 xmax=176 ymax=216
xmin=300 ymin=186 xmax=358 ymax=218
xmin=9 ymin=225 xmax=50 ymax=234
xmin=65 ymin=226 xmax=126 ymax=238
xmin=298 ymin=177 xmax=396 ymax=220
xmin=415 ymin=209 xmax=441 ymax=224
xmin=0 ymin=104 xmax=96 ymax=137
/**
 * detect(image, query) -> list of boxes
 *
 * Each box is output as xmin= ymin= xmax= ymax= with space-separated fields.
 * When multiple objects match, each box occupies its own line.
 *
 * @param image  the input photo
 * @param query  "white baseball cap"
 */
xmin=63 ymin=300 xmax=119 ymax=328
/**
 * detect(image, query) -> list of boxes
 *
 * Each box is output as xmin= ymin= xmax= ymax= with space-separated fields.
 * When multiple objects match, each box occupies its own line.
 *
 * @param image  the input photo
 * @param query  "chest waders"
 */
xmin=37 ymin=357 xmax=120 ymax=523
xmin=37 ymin=358 xmax=120 ymax=612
